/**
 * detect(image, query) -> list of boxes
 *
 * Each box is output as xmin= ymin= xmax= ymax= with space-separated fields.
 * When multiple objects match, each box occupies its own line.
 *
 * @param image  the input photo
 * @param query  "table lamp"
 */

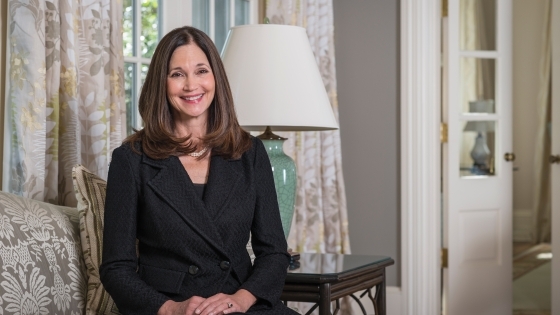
xmin=463 ymin=100 xmax=495 ymax=174
xmin=221 ymin=24 xmax=339 ymax=238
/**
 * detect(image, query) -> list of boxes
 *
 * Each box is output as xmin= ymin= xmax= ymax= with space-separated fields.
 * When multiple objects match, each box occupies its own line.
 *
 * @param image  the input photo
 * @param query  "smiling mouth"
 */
xmin=181 ymin=94 xmax=203 ymax=101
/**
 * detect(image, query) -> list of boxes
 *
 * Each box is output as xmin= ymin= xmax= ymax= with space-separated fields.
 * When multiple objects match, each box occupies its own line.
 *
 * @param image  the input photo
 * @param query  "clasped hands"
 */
xmin=158 ymin=289 xmax=257 ymax=315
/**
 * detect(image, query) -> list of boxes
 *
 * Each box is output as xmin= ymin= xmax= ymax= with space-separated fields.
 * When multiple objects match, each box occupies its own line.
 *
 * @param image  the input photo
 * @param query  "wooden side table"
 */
xmin=281 ymin=253 xmax=394 ymax=315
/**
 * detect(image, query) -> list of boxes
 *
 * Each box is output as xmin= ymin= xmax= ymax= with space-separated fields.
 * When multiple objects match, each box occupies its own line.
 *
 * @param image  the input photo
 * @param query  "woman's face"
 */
xmin=166 ymin=43 xmax=216 ymax=124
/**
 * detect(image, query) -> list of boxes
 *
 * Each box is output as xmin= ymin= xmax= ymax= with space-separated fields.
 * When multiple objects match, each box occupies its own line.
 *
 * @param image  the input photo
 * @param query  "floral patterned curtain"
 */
xmin=266 ymin=0 xmax=350 ymax=256
xmin=265 ymin=2 xmax=352 ymax=313
xmin=4 ymin=0 xmax=126 ymax=206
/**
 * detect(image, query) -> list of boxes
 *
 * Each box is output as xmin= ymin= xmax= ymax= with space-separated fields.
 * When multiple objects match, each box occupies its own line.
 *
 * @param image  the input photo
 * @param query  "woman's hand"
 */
xmin=158 ymin=296 xmax=205 ymax=315
xmin=194 ymin=289 xmax=257 ymax=315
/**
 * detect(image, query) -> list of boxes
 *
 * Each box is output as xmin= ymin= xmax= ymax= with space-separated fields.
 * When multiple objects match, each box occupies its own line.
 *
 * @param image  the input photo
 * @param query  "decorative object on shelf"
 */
xmin=221 ymin=24 xmax=338 ymax=238
xmin=464 ymin=100 xmax=495 ymax=175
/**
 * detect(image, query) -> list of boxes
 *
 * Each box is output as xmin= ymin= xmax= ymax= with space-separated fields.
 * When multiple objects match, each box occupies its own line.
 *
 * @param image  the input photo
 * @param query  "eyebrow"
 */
xmin=169 ymin=63 xmax=210 ymax=71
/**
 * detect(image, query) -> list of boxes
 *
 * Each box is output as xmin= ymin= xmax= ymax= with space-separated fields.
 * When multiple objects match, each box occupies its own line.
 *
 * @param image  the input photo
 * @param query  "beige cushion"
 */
xmin=0 ymin=191 xmax=87 ymax=314
xmin=72 ymin=165 xmax=120 ymax=315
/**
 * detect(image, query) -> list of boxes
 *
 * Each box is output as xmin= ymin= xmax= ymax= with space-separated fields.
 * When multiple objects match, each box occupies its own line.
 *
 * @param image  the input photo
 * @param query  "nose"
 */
xmin=182 ymin=80 xmax=195 ymax=91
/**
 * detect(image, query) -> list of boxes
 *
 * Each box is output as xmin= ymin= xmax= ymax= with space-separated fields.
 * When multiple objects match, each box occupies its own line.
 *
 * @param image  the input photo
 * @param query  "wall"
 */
xmin=512 ymin=0 xmax=547 ymax=242
xmin=333 ymin=0 xmax=400 ymax=286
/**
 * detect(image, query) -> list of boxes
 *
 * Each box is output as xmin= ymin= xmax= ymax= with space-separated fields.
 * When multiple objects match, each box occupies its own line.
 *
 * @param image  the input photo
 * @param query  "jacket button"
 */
xmin=188 ymin=265 xmax=199 ymax=275
xmin=220 ymin=261 xmax=230 ymax=270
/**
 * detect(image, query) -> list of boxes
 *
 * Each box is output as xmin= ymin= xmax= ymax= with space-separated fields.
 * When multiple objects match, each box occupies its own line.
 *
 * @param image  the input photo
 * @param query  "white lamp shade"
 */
xmin=221 ymin=24 xmax=339 ymax=131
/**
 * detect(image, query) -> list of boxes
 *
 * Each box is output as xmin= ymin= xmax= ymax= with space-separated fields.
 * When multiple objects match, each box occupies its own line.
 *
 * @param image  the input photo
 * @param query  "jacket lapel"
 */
xmin=203 ymin=155 xmax=243 ymax=220
xmin=142 ymin=154 xmax=227 ymax=257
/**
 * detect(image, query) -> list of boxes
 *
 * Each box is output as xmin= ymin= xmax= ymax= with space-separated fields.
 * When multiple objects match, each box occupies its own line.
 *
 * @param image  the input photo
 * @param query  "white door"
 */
xmin=551 ymin=1 xmax=560 ymax=312
xmin=444 ymin=0 xmax=513 ymax=314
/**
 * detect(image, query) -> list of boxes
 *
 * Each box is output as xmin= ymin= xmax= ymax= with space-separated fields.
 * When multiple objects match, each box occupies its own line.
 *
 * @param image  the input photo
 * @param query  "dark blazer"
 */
xmin=100 ymin=137 xmax=296 ymax=315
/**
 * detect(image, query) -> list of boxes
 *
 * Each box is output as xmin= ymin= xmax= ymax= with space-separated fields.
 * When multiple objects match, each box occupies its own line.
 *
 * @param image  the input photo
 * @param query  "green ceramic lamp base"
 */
xmin=258 ymin=127 xmax=296 ymax=239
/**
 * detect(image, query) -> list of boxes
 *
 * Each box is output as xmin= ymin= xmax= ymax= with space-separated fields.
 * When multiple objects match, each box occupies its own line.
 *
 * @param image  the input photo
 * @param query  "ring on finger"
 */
xmin=227 ymin=302 xmax=233 ymax=308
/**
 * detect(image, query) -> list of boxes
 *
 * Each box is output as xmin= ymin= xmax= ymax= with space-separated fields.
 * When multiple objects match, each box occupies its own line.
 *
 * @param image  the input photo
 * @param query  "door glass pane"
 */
xmin=460 ymin=121 xmax=496 ymax=177
xmin=141 ymin=0 xmax=159 ymax=58
xmin=192 ymin=0 xmax=210 ymax=33
xmin=235 ymin=0 xmax=250 ymax=26
xmin=214 ymin=0 xmax=231 ymax=53
xmin=460 ymin=0 xmax=497 ymax=51
xmin=125 ymin=62 xmax=136 ymax=135
xmin=460 ymin=57 xmax=496 ymax=114
xmin=123 ymin=0 xmax=134 ymax=57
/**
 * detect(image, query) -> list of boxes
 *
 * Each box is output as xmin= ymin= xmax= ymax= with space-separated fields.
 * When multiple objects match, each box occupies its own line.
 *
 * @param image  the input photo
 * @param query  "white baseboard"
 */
xmin=387 ymin=287 xmax=402 ymax=315
xmin=353 ymin=286 xmax=402 ymax=315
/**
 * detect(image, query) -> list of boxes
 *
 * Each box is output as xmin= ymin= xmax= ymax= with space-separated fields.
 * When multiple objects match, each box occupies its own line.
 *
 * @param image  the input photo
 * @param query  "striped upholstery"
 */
xmin=72 ymin=165 xmax=120 ymax=315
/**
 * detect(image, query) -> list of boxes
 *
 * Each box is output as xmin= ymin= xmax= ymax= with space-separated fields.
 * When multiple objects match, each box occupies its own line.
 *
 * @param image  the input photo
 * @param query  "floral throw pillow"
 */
xmin=0 ymin=191 xmax=87 ymax=315
xmin=72 ymin=165 xmax=120 ymax=315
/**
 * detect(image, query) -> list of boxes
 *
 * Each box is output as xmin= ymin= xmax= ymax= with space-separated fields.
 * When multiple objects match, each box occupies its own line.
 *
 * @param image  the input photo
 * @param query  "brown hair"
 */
xmin=124 ymin=26 xmax=251 ymax=160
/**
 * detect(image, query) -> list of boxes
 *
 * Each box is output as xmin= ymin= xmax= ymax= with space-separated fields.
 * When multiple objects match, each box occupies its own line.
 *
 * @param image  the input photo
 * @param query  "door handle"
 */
xmin=551 ymin=155 xmax=560 ymax=164
xmin=504 ymin=152 xmax=515 ymax=162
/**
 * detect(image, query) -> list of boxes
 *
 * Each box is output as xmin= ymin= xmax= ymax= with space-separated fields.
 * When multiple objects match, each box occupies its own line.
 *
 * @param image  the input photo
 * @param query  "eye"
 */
xmin=169 ymin=72 xmax=183 ymax=78
xmin=197 ymin=68 xmax=210 ymax=75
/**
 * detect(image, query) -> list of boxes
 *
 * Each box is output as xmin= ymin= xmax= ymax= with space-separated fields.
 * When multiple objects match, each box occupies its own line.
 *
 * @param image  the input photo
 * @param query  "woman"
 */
xmin=100 ymin=26 xmax=298 ymax=315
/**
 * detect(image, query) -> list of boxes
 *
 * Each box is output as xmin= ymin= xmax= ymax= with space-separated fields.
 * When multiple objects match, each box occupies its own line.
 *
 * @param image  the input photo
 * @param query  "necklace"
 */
xmin=187 ymin=146 xmax=208 ymax=157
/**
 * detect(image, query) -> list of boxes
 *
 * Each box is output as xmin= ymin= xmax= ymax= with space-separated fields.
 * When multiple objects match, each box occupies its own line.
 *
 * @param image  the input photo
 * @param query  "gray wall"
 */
xmin=333 ymin=0 xmax=400 ymax=286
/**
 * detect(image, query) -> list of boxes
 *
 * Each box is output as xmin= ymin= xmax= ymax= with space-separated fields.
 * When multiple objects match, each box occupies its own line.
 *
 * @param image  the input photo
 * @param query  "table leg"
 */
xmin=349 ymin=293 xmax=367 ymax=314
xmin=319 ymin=283 xmax=332 ymax=315
xmin=378 ymin=268 xmax=387 ymax=315
xmin=363 ymin=288 xmax=379 ymax=314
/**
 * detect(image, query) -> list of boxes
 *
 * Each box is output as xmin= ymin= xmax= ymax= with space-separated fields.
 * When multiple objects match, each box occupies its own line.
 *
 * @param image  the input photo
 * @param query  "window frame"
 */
xmin=123 ymin=0 xmax=162 ymax=133
xmin=162 ymin=0 xmax=259 ymax=48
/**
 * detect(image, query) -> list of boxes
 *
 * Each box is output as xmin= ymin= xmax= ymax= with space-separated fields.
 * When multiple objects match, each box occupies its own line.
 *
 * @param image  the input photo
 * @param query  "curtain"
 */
xmin=265 ymin=0 xmax=350 ymax=256
xmin=4 ymin=0 xmax=126 ymax=206
xmin=532 ymin=0 xmax=552 ymax=244
xmin=0 ymin=1 xmax=6 ymax=186
xmin=265 ymin=0 xmax=351 ymax=313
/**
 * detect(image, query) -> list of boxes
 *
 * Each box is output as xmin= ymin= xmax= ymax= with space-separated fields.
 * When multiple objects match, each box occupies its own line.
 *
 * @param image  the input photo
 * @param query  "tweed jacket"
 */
xmin=99 ymin=137 xmax=295 ymax=315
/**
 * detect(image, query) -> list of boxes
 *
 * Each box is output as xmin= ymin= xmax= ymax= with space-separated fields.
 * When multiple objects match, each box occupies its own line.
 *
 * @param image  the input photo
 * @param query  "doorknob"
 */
xmin=551 ymin=155 xmax=560 ymax=164
xmin=504 ymin=152 xmax=515 ymax=162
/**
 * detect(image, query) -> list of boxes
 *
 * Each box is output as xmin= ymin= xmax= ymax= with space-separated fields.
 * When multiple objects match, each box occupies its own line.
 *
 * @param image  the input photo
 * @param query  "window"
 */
xmin=123 ymin=0 xmax=160 ymax=135
xmin=192 ymin=0 xmax=252 ymax=53
xmin=123 ymin=0 xmax=258 ymax=135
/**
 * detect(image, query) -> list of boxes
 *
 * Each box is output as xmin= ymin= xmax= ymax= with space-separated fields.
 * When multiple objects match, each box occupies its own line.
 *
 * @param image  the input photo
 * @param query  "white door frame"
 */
xmin=402 ymin=1 xmax=560 ymax=315
xmin=400 ymin=0 xmax=442 ymax=314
